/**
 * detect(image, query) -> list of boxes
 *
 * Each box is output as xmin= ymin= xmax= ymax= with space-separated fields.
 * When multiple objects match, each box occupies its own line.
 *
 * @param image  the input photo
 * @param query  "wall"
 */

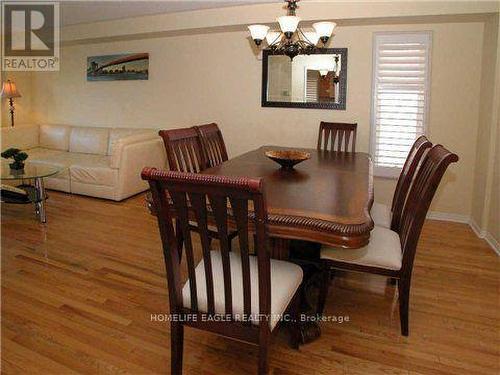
xmin=28 ymin=20 xmax=484 ymax=217
xmin=470 ymin=14 xmax=500 ymax=249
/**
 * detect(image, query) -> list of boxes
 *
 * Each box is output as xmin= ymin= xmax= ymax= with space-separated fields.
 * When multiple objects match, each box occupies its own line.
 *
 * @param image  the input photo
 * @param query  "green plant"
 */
xmin=1 ymin=148 xmax=28 ymax=169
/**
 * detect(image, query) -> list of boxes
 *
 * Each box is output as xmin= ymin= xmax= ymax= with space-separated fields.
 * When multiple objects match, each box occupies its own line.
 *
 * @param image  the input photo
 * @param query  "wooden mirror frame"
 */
xmin=261 ymin=48 xmax=348 ymax=110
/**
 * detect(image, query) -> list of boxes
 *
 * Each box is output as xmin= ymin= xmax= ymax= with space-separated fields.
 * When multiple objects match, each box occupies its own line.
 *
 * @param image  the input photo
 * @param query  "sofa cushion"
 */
xmin=69 ymin=155 xmax=117 ymax=187
xmin=1 ymin=125 xmax=39 ymax=150
xmin=107 ymin=128 xmax=156 ymax=155
xmin=39 ymin=124 xmax=71 ymax=151
xmin=70 ymin=127 xmax=109 ymax=155
xmin=27 ymin=147 xmax=65 ymax=160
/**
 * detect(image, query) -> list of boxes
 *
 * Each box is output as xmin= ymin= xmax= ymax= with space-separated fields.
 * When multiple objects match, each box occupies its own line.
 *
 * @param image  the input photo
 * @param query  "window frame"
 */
xmin=369 ymin=31 xmax=432 ymax=179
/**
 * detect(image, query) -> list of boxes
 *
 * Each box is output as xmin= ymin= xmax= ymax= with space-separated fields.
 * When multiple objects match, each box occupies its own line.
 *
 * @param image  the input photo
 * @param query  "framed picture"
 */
xmin=87 ymin=53 xmax=149 ymax=81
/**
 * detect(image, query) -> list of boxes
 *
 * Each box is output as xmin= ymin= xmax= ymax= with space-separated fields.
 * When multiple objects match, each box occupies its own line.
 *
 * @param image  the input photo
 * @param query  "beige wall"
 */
xmin=28 ymin=21 xmax=484 ymax=217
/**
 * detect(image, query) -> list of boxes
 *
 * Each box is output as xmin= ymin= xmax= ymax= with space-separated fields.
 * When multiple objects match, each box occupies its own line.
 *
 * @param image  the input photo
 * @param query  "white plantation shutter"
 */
xmin=371 ymin=32 xmax=432 ymax=177
xmin=305 ymin=70 xmax=319 ymax=102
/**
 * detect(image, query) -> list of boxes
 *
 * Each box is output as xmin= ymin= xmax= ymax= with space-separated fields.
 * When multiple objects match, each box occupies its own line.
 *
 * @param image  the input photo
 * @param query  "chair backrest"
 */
xmin=390 ymin=135 xmax=432 ymax=232
xmin=142 ymin=168 xmax=271 ymax=324
xmin=317 ymin=122 xmax=357 ymax=152
xmin=159 ymin=127 xmax=207 ymax=173
xmin=399 ymin=145 xmax=458 ymax=277
xmin=194 ymin=123 xmax=228 ymax=168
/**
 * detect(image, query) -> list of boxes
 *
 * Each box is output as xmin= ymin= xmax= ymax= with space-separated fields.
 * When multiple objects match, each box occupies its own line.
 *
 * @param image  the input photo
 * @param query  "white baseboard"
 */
xmin=484 ymin=232 xmax=500 ymax=256
xmin=427 ymin=212 xmax=499 ymax=255
xmin=426 ymin=210 xmax=470 ymax=223
xmin=469 ymin=218 xmax=486 ymax=238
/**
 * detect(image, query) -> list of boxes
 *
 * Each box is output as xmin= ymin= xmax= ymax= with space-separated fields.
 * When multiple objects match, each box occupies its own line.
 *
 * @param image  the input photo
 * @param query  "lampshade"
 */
xmin=248 ymin=25 xmax=269 ymax=43
xmin=319 ymin=69 xmax=330 ymax=77
xmin=313 ymin=22 xmax=336 ymax=38
xmin=1 ymin=80 xmax=21 ymax=99
xmin=266 ymin=31 xmax=281 ymax=46
xmin=277 ymin=16 xmax=300 ymax=34
xmin=303 ymin=31 xmax=320 ymax=45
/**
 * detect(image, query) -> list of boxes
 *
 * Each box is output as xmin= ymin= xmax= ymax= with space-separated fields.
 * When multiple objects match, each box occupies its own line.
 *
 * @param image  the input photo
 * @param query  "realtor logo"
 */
xmin=1 ymin=1 xmax=60 ymax=71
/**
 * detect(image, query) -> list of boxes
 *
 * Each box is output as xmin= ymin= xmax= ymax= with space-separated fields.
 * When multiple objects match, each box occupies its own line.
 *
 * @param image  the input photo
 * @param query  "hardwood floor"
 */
xmin=2 ymin=191 xmax=499 ymax=374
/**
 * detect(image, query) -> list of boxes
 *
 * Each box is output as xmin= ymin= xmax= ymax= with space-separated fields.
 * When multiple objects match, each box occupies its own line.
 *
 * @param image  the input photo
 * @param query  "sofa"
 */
xmin=1 ymin=124 xmax=166 ymax=201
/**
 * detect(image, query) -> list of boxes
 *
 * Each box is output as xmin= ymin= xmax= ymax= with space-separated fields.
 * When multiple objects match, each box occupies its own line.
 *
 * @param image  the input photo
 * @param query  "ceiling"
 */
xmin=60 ymin=1 xmax=281 ymax=26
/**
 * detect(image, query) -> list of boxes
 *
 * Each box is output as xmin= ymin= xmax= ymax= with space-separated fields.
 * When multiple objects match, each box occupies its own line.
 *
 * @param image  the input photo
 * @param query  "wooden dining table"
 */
xmin=203 ymin=145 xmax=374 ymax=259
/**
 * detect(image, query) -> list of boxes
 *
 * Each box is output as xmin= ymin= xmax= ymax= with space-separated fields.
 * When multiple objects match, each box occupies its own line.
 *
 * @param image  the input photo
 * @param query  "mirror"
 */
xmin=262 ymin=48 xmax=347 ymax=110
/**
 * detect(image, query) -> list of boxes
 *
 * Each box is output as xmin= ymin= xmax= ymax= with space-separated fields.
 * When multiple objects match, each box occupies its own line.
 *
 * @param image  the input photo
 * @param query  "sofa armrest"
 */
xmin=110 ymin=133 xmax=160 ymax=169
xmin=113 ymin=138 xmax=166 ymax=201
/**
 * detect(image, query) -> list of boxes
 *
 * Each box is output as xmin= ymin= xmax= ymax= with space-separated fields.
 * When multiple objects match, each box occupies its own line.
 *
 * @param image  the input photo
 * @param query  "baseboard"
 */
xmin=426 ymin=212 xmax=499 ymax=255
xmin=484 ymin=232 xmax=500 ymax=256
xmin=468 ymin=218 xmax=486 ymax=238
xmin=426 ymin=211 xmax=470 ymax=223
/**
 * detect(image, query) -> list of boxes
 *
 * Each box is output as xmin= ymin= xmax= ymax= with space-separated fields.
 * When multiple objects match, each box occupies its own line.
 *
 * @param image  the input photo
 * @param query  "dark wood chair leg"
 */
xmin=316 ymin=264 xmax=331 ymax=316
xmin=171 ymin=322 xmax=184 ymax=374
xmin=258 ymin=329 xmax=270 ymax=374
xmin=288 ymin=291 xmax=301 ymax=350
xmin=175 ymin=219 xmax=183 ymax=262
xmin=398 ymin=279 xmax=410 ymax=336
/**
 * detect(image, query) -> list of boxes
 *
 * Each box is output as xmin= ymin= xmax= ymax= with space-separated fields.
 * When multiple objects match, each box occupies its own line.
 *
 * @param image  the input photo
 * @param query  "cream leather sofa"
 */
xmin=1 ymin=124 xmax=166 ymax=201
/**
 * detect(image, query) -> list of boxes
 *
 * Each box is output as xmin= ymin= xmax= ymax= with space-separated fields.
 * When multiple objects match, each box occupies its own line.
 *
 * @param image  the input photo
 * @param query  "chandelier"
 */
xmin=248 ymin=0 xmax=336 ymax=60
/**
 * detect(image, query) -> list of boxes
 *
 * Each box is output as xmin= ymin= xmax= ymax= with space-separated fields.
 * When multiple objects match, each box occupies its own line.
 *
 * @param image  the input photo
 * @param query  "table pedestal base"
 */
xmin=271 ymin=237 xmax=323 ymax=344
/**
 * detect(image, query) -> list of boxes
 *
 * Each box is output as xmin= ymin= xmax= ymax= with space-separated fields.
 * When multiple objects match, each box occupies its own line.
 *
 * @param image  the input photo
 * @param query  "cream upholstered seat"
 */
xmin=320 ymin=226 xmax=402 ymax=270
xmin=182 ymin=250 xmax=303 ymax=329
xmin=370 ymin=202 xmax=392 ymax=229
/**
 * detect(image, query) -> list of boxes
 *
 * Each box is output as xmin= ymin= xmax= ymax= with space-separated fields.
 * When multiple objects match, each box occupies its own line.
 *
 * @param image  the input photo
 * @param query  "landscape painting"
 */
xmin=87 ymin=53 xmax=149 ymax=81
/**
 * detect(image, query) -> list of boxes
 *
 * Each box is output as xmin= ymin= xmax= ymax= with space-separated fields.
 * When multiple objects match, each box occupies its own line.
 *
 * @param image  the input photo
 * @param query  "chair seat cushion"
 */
xmin=371 ymin=202 xmax=392 ymax=228
xmin=182 ymin=250 xmax=303 ymax=330
xmin=320 ymin=226 xmax=402 ymax=270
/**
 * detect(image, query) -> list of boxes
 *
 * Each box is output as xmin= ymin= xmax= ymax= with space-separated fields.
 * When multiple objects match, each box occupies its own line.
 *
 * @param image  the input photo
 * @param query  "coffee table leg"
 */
xmin=34 ymin=177 xmax=46 ymax=223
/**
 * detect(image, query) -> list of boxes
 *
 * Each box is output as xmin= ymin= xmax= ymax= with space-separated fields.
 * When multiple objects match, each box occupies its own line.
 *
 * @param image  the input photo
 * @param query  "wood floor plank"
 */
xmin=2 ymin=192 xmax=499 ymax=374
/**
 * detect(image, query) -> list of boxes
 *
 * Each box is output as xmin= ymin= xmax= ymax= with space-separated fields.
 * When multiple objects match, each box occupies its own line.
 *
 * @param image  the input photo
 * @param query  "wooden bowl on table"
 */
xmin=265 ymin=150 xmax=311 ymax=170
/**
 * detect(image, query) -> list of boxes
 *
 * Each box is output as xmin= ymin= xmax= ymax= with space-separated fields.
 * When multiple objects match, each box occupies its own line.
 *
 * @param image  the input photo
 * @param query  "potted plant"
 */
xmin=1 ymin=148 xmax=29 ymax=170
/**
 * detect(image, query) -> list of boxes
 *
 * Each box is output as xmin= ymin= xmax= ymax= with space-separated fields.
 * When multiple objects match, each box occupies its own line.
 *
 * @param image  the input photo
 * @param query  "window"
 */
xmin=370 ymin=32 xmax=432 ymax=178
xmin=305 ymin=69 xmax=319 ymax=102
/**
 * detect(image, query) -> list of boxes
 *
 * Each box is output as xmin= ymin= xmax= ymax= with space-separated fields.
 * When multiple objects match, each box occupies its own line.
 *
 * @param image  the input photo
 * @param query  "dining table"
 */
xmin=203 ymin=145 xmax=374 ymax=259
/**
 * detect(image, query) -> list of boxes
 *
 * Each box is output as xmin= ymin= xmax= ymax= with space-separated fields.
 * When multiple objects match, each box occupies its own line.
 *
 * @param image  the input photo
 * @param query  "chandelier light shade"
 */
xmin=277 ymin=15 xmax=300 ymax=36
xmin=248 ymin=0 xmax=337 ymax=60
xmin=303 ymin=31 xmax=320 ymax=45
xmin=266 ymin=31 xmax=282 ymax=46
xmin=313 ymin=21 xmax=336 ymax=43
xmin=248 ymin=24 xmax=270 ymax=45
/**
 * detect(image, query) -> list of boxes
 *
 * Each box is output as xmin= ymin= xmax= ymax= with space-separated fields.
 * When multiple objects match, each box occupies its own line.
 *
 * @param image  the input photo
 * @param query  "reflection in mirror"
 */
xmin=262 ymin=48 xmax=347 ymax=110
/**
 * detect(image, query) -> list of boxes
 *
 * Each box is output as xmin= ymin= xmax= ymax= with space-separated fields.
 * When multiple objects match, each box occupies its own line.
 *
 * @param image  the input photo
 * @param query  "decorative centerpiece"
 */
xmin=1 ymin=148 xmax=28 ymax=170
xmin=265 ymin=150 xmax=310 ymax=170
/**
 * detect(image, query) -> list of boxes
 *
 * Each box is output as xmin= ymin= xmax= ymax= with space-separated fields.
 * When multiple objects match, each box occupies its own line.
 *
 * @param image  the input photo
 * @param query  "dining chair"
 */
xmin=142 ymin=168 xmax=303 ymax=374
xmin=317 ymin=122 xmax=357 ymax=152
xmin=159 ymin=127 xmax=208 ymax=173
xmin=371 ymin=135 xmax=432 ymax=232
xmin=316 ymin=145 xmax=458 ymax=336
xmin=194 ymin=123 xmax=229 ymax=168
xmin=157 ymin=127 xmax=237 ymax=256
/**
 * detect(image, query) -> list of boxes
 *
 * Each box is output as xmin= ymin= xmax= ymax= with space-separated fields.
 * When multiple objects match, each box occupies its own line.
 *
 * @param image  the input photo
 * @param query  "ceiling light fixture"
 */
xmin=248 ymin=0 xmax=336 ymax=60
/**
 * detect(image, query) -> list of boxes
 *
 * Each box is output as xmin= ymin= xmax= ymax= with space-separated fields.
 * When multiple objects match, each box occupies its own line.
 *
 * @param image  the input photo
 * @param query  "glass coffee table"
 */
xmin=1 ymin=162 xmax=62 ymax=223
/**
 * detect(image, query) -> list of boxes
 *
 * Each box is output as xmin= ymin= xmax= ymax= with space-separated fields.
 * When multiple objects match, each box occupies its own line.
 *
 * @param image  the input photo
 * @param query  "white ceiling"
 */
xmin=60 ymin=1 xmax=280 ymax=26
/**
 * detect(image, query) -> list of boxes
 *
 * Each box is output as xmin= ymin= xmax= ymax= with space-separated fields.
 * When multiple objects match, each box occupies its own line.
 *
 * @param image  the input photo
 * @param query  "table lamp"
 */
xmin=1 ymin=80 xmax=22 ymax=127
